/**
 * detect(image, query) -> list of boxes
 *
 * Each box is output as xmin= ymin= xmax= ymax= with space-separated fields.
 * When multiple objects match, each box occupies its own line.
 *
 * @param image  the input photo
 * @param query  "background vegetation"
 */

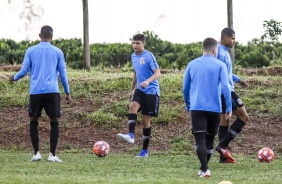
xmin=1 ymin=30 xmax=282 ymax=70
xmin=0 ymin=19 xmax=281 ymax=184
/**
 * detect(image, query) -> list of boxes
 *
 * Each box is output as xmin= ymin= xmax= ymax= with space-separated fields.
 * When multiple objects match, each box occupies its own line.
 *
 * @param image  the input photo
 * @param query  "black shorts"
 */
xmin=131 ymin=89 xmax=159 ymax=117
xmin=221 ymin=91 xmax=244 ymax=113
xmin=29 ymin=93 xmax=61 ymax=119
xmin=191 ymin=110 xmax=220 ymax=135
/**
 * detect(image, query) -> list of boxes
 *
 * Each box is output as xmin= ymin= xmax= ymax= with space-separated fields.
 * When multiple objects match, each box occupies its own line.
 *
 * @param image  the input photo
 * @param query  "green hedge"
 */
xmin=1 ymin=32 xmax=282 ymax=69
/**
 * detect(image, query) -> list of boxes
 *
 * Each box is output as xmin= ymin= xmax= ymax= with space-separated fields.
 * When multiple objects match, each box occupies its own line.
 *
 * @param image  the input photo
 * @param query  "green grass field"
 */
xmin=0 ymin=68 xmax=281 ymax=184
xmin=0 ymin=151 xmax=281 ymax=184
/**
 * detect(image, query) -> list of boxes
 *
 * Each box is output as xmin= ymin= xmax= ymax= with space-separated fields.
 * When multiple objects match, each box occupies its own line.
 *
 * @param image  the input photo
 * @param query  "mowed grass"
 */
xmin=0 ymin=151 xmax=281 ymax=184
xmin=0 ymin=68 xmax=282 ymax=183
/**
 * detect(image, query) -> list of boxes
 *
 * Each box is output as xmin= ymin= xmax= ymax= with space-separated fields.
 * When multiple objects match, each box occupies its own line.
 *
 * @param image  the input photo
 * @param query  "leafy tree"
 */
xmin=8 ymin=0 xmax=44 ymax=40
xmin=261 ymin=19 xmax=282 ymax=64
xmin=261 ymin=19 xmax=282 ymax=42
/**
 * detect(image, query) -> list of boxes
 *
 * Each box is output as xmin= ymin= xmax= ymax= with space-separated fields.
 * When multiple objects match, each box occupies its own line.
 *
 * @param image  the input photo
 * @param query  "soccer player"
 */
xmin=183 ymin=37 xmax=232 ymax=177
xmin=8 ymin=25 xmax=72 ymax=162
xmin=215 ymin=27 xmax=249 ymax=163
xmin=117 ymin=33 xmax=161 ymax=157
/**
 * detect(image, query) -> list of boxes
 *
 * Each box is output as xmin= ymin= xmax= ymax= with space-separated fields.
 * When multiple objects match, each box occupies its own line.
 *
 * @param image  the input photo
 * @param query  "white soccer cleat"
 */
xmin=197 ymin=170 xmax=203 ymax=176
xmin=199 ymin=169 xmax=211 ymax=177
xmin=30 ymin=151 xmax=42 ymax=161
xmin=47 ymin=153 xmax=62 ymax=162
xmin=117 ymin=133 xmax=134 ymax=144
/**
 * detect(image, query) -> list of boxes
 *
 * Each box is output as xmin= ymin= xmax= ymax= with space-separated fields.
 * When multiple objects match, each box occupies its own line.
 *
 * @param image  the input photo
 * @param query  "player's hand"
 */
xmin=8 ymin=75 xmax=15 ymax=83
xmin=65 ymin=94 xmax=72 ymax=104
xmin=225 ymin=112 xmax=232 ymax=122
xmin=140 ymin=80 xmax=149 ymax=89
xmin=238 ymin=79 xmax=249 ymax=88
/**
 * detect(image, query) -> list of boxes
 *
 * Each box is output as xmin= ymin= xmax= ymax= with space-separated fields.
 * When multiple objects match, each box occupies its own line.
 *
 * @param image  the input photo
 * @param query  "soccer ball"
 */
xmin=257 ymin=147 xmax=274 ymax=162
xmin=218 ymin=181 xmax=233 ymax=184
xmin=93 ymin=141 xmax=110 ymax=157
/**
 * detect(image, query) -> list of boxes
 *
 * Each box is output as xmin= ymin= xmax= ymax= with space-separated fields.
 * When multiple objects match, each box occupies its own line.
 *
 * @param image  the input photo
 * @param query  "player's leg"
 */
xmin=220 ymin=106 xmax=248 ymax=148
xmin=218 ymin=95 xmax=230 ymax=146
xmin=117 ymin=89 xmax=141 ymax=144
xmin=44 ymin=93 xmax=62 ymax=162
xmin=219 ymin=92 xmax=248 ymax=149
xmin=206 ymin=112 xmax=220 ymax=163
xmin=136 ymin=115 xmax=151 ymax=157
xmin=29 ymin=94 xmax=43 ymax=161
xmin=191 ymin=111 xmax=210 ymax=177
xmin=217 ymin=95 xmax=231 ymax=162
xmin=137 ymin=92 xmax=159 ymax=157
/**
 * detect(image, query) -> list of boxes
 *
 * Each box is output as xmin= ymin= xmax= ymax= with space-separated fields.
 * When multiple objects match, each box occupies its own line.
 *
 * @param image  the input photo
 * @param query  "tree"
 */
xmin=82 ymin=0 xmax=91 ymax=71
xmin=261 ymin=19 xmax=282 ymax=63
xmin=8 ymin=0 xmax=44 ymax=40
xmin=261 ymin=19 xmax=282 ymax=42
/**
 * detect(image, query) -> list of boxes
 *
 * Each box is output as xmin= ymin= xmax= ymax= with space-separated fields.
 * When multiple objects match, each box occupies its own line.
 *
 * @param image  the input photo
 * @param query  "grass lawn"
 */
xmin=0 ymin=151 xmax=281 ymax=184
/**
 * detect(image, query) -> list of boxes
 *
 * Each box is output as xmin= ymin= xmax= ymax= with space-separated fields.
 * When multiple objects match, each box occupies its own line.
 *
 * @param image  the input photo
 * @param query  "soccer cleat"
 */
xmin=219 ymin=156 xmax=238 ymax=164
xmin=30 ymin=151 xmax=42 ymax=161
xmin=136 ymin=149 xmax=148 ymax=157
xmin=47 ymin=153 xmax=62 ymax=162
xmin=216 ymin=145 xmax=235 ymax=161
xmin=199 ymin=169 xmax=211 ymax=177
xmin=197 ymin=170 xmax=203 ymax=176
xmin=117 ymin=133 xmax=134 ymax=144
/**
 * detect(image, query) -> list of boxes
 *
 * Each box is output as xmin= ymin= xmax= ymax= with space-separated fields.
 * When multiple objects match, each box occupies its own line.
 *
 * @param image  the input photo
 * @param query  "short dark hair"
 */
xmin=133 ymin=33 xmax=146 ymax=42
xmin=221 ymin=27 xmax=235 ymax=39
xmin=40 ymin=25 xmax=53 ymax=39
xmin=202 ymin=37 xmax=218 ymax=52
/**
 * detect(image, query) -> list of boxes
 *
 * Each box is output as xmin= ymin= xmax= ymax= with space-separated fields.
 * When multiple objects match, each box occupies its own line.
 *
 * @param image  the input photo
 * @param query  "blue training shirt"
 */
xmin=183 ymin=55 xmax=232 ymax=113
xmin=216 ymin=44 xmax=240 ymax=91
xmin=131 ymin=49 xmax=160 ymax=95
xmin=14 ymin=42 xmax=70 ymax=95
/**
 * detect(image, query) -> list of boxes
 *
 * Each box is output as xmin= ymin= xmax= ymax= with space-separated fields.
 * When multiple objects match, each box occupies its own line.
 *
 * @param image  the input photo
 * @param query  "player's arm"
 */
xmin=232 ymin=74 xmax=249 ymax=88
xmin=140 ymin=53 xmax=161 ymax=88
xmin=221 ymin=66 xmax=232 ymax=121
xmin=140 ymin=68 xmax=161 ymax=88
xmin=57 ymin=51 xmax=72 ymax=103
xmin=182 ymin=65 xmax=191 ymax=112
xmin=9 ymin=50 xmax=31 ymax=82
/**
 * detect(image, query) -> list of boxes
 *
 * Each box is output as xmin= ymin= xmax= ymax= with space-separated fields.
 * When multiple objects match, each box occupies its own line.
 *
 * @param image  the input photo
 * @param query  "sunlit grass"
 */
xmin=0 ymin=151 xmax=281 ymax=184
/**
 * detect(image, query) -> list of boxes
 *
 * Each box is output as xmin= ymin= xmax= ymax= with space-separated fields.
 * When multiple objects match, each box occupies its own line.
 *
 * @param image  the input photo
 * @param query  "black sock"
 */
xmin=218 ymin=125 xmax=229 ymax=143
xmin=206 ymin=133 xmax=215 ymax=163
xmin=30 ymin=121 xmax=39 ymax=155
xmin=194 ymin=132 xmax=208 ymax=172
xmin=220 ymin=118 xmax=246 ymax=147
xmin=50 ymin=121 xmax=59 ymax=156
xmin=207 ymin=152 xmax=212 ymax=163
xmin=142 ymin=127 xmax=151 ymax=150
xmin=128 ymin=113 xmax=137 ymax=134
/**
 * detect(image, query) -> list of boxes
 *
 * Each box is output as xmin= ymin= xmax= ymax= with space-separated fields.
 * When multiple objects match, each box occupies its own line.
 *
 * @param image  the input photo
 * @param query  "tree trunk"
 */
xmin=82 ymin=0 xmax=90 ymax=71
xmin=227 ymin=0 xmax=235 ymax=62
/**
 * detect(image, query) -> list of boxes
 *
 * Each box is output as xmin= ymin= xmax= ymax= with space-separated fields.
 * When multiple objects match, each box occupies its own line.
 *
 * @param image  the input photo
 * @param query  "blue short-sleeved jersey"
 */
xmin=131 ymin=49 xmax=160 ymax=95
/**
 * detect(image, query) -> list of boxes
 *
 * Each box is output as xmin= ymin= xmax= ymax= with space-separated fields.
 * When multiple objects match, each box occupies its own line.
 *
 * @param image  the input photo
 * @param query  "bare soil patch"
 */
xmin=0 ymin=97 xmax=281 ymax=156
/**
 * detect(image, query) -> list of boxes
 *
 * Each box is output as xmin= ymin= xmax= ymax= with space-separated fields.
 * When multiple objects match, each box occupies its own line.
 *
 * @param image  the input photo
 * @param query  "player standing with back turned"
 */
xmin=183 ymin=37 xmax=232 ymax=177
